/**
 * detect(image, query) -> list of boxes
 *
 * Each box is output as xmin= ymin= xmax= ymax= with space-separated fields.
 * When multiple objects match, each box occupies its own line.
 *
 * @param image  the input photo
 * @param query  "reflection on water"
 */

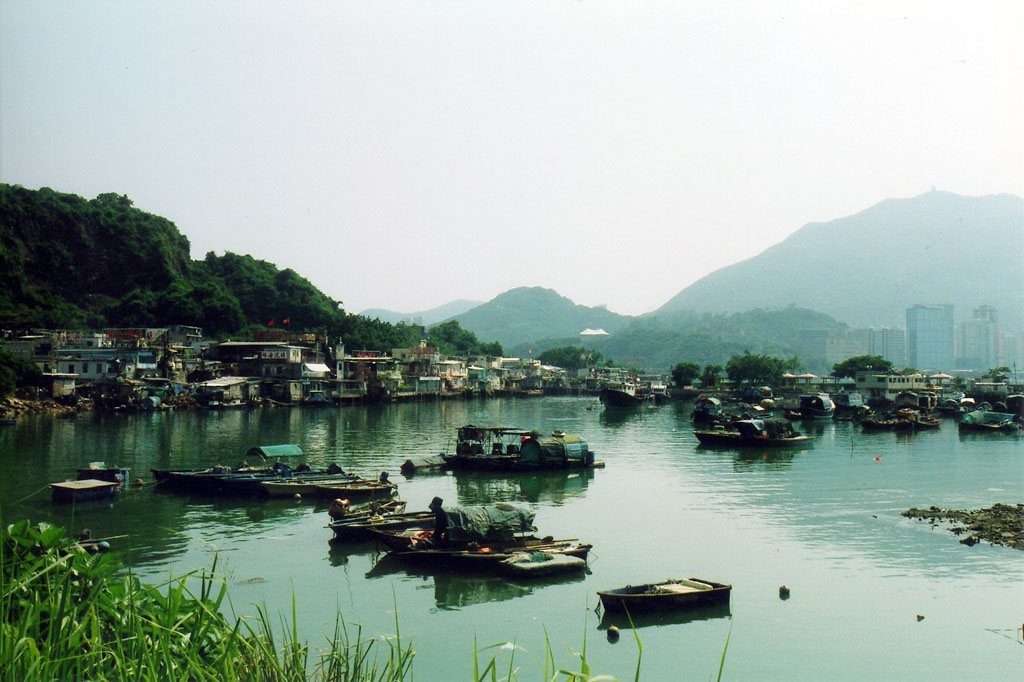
xmin=597 ymin=602 xmax=732 ymax=631
xmin=365 ymin=553 xmax=586 ymax=610
xmin=452 ymin=468 xmax=595 ymax=505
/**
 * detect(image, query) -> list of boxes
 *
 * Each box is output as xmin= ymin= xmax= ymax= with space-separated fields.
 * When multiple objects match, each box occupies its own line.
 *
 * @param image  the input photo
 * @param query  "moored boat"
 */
xmin=694 ymin=418 xmax=811 ymax=447
xmin=441 ymin=425 xmax=602 ymax=472
xmin=328 ymin=510 xmax=435 ymax=542
xmin=796 ymin=393 xmax=835 ymax=419
xmin=51 ymin=479 xmax=119 ymax=504
xmin=599 ymin=380 xmax=653 ymax=408
xmin=597 ymin=578 xmax=732 ymax=613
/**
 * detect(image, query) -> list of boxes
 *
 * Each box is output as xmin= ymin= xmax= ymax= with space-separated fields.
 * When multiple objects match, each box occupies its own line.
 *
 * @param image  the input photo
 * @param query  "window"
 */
xmin=96 ymin=364 xmax=103 ymax=374
xmin=68 ymin=364 xmax=75 ymax=373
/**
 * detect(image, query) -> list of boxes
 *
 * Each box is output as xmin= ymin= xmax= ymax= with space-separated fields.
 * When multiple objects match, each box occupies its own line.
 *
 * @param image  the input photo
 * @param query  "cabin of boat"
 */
xmin=691 ymin=396 xmax=724 ymax=423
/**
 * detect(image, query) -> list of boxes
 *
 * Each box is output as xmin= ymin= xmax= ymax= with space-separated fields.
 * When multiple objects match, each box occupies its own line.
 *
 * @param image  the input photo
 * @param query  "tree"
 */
xmin=701 ymin=364 xmax=723 ymax=388
xmin=0 ymin=347 xmax=42 ymax=398
xmin=725 ymin=351 xmax=788 ymax=386
xmin=980 ymin=366 xmax=1011 ymax=383
xmin=537 ymin=346 xmax=603 ymax=370
xmin=671 ymin=362 xmax=700 ymax=388
xmin=832 ymin=354 xmax=894 ymax=379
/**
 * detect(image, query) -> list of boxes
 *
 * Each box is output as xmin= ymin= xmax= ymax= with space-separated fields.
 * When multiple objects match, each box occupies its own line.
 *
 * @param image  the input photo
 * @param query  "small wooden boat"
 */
xmin=597 ymin=578 xmax=731 ymax=613
xmin=328 ymin=510 xmax=435 ymax=542
xmin=387 ymin=541 xmax=592 ymax=570
xmin=51 ymin=479 xmax=119 ymax=504
xmin=313 ymin=480 xmax=397 ymax=499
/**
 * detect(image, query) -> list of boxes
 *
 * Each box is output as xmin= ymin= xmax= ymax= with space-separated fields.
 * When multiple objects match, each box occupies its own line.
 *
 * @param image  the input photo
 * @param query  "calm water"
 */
xmin=1 ymin=398 xmax=1021 ymax=681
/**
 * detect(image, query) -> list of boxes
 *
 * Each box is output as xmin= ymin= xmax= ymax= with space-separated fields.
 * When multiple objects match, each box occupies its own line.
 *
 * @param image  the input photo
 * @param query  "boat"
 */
xmin=599 ymin=380 xmax=653 ymax=408
xmin=894 ymin=391 xmax=938 ymax=413
xmin=328 ymin=510 xmax=436 ymax=542
xmin=795 ymin=393 xmax=835 ymax=419
xmin=441 ymin=425 xmax=602 ymax=472
xmin=500 ymin=550 xmax=587 ymax=577
xmin=957 ymin=410 xmax=1021 ymax=433
xmin=694 ymin=418 xmax=812 ymax=447
xmin=374 ymin=502 xmax=592 ymax=572
xmin=260 ymin=475 xmax=395 ymax=499
xmin=386 ymin=541 xmax=592 ymax=571
xmin=691 ymin=396 xmax=724 ymax=424
xmin=51 ymin=479 xmax=120 ymax=504
xmin=833 ymin=392 xmax=866 ymax=419
xmin=597 ymin=578 xmax=732 ymax=613
xmin=890 ymin=409 xmax=941 ymax=431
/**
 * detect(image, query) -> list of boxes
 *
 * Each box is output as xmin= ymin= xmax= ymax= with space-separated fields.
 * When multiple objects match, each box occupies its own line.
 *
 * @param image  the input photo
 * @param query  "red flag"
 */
xmin=267 ymin=319 xmax=275 ymax=327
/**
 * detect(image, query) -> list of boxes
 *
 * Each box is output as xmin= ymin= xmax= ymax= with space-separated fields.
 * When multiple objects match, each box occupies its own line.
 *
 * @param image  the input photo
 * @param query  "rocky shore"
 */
xmin=902 ymin=503 xmax=1024 ymax=550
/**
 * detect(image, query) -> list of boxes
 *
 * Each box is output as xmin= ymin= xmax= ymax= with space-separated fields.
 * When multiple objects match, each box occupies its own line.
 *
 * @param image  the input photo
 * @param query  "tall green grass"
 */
xmin=1 ymin=520 xmax=413 ymax=682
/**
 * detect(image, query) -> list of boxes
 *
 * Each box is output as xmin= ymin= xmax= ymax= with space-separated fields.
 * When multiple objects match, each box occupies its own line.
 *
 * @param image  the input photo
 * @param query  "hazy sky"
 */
xmin=2 ymin=2 xmax=1022 ymax=316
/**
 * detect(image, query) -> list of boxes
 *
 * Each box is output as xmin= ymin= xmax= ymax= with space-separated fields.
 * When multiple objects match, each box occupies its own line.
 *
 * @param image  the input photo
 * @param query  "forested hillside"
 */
xmin=0 ymin=184 xmax=420 ymax=348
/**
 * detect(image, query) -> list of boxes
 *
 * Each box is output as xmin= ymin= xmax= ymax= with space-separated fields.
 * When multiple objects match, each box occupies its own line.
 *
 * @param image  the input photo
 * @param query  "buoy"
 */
xmin=779 ymin=585 xmax=791 ymax=600
xmin=133 ymin=478 xmax=144 ymax=487
xmin=874 ymin=456 xmax=882 ymax=462
xmin=916 ymin=614 xmax=924 ymax=622
xmin=606 ymin=626 xmax=620 ymax=642
xmin=293 ymin=493 xmax=302 ymax=500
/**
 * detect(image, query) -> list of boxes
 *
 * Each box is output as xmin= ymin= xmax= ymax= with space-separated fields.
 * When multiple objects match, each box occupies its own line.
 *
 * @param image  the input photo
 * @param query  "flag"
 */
xmin=267 ymin=319 xmax=275 ymax=327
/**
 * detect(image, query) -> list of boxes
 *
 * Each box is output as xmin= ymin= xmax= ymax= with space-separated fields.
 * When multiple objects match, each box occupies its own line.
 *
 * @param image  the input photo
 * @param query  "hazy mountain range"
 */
xmin=368 ymin=191 xmax=1023 ymax=342
xmin=657 ymin=190 xmax=1023 ymax=329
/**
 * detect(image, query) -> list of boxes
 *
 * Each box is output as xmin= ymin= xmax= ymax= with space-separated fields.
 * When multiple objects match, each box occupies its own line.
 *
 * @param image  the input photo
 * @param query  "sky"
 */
xmin=2 ymin=1 xmax=1022 ymax=317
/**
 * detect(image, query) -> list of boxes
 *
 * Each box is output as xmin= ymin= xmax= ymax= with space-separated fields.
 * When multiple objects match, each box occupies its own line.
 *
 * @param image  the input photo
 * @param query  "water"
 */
xmin=1 ymin=398 xmax=1021 ymax=680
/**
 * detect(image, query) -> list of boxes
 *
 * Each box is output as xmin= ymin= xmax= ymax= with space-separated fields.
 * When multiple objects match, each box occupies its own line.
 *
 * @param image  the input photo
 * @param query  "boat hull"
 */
xmin=597 ymin=578 xmax=731 ymax=613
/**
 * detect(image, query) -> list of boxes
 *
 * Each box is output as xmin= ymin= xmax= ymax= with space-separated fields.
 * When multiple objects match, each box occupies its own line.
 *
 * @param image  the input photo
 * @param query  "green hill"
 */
xmin=0 ymin=184 xmax=418 ymax=349
xmin=451 ymin=287 xmax=632 ymax=349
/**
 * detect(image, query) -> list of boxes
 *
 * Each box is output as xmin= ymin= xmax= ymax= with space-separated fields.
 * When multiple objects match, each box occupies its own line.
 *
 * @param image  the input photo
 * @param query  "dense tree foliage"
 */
xmin=0 ymin=346 xmax=42 ymax=398
xmin=426 ymin=320 xmax=503 ymax=357
xmin=725 ymin=351 xmax=800 ymax=386
xmin=670 ymin=361 xmax=700 ymax=388
xmin=701 ymin=364 xmax=723 ymax=388
xmin=831 ymin=354 xmax=894 ymax=379
xmin=536 ymin=346 xmax=603 ymax=370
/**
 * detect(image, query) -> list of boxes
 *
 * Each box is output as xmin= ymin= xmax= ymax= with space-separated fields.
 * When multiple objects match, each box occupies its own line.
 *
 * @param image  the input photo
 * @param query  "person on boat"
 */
xmin=428 ymin=496 xmax=448 ymax=546
xmin=328 ymin=498 xmax=350 ymax=521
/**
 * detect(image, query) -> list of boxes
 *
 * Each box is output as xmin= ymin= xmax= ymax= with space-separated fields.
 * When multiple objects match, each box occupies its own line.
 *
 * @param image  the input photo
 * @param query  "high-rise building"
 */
xmin=906 ymin=304 xmax=954 ymax=372
xmin=869 ymin=327 xmax=906 ymax=368
xmin=957 ymin=305 xmax=1001 ymax=371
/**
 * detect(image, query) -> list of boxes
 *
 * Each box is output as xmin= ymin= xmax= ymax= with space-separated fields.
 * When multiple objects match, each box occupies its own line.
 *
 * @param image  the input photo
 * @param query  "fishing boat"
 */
xmin=795 ymin=393 xmax=836 ymax=419
xmin=374 ymin=502 xmax=592 ymax=572
xmin=691 ymin=396 xmax=724 ymax=424
xmin=694 ymin=418 xmax=812 ymax=447
xmin=597 ymin=578 xmax=732 ymax=613
xmin=957 ymin=410 xmax=1021 ymax=433
xmin=599 ymin=380 xmax=653 ymax=408
xmin=441 ymin=425 xmax=601 ymax=472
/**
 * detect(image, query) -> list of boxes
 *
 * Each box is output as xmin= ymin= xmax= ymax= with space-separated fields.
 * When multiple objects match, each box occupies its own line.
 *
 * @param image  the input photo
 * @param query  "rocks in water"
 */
xmin=902 ymin=503 xmax=1024 ymax=550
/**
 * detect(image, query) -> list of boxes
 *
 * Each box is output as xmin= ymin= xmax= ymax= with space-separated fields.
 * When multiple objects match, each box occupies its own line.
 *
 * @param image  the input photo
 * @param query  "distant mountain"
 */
xmin=656 ymin=191 xmax=1024 ymax=331
xmin=451 ymin=287 xmax=632 ymax=349
xmin=360 ymin=299 xmax=482 ymax=326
